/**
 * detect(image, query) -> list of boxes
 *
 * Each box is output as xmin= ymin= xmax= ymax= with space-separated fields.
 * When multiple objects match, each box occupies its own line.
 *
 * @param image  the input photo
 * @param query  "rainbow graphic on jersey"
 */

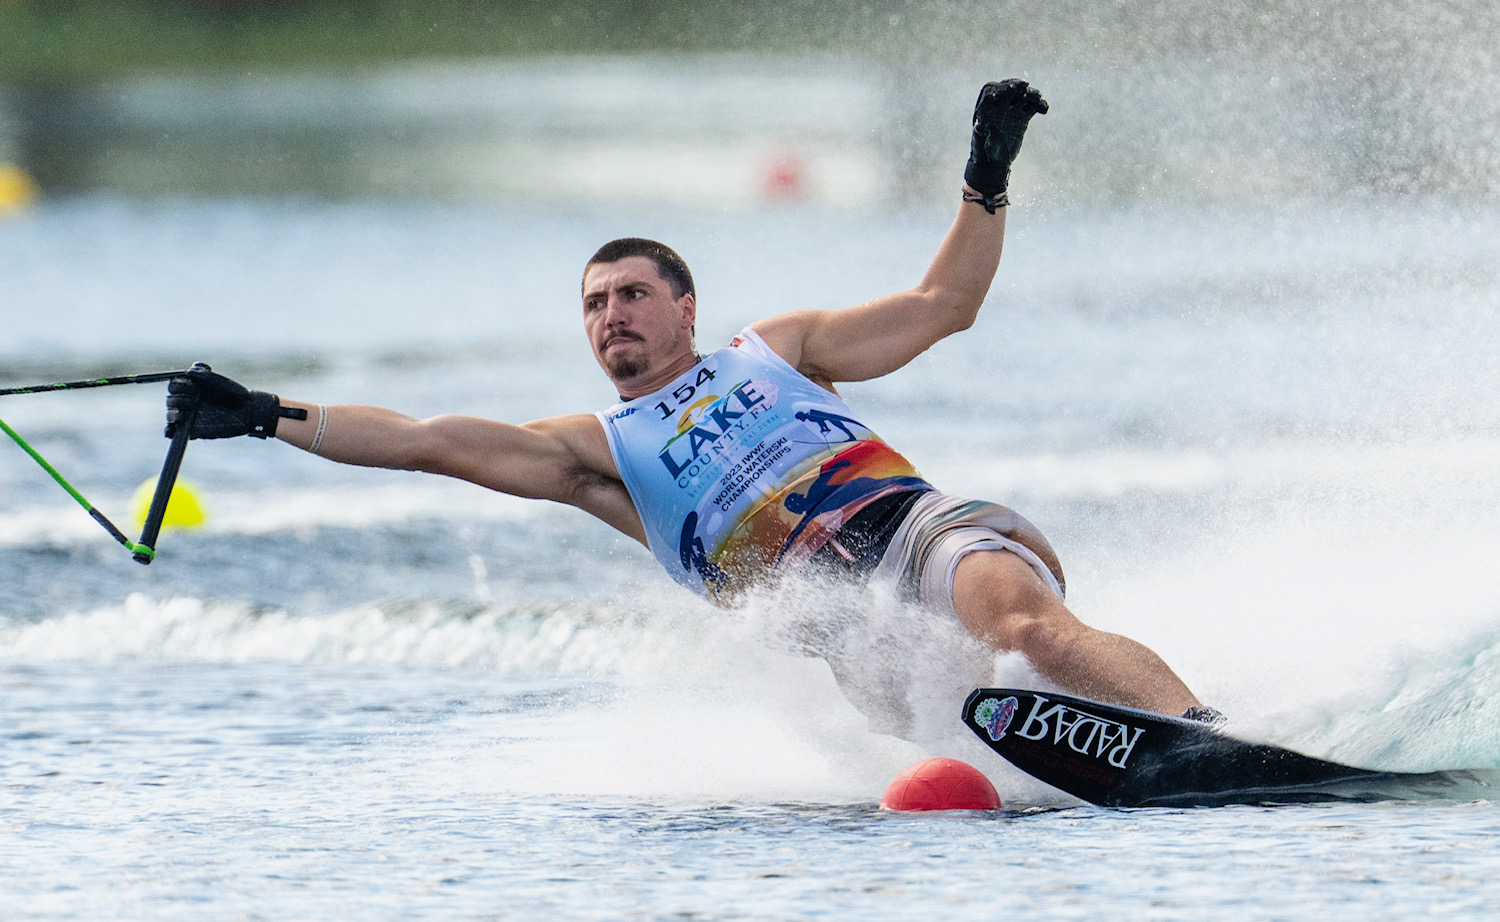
xmin=685 ymin=438 xmax=930 ymax=600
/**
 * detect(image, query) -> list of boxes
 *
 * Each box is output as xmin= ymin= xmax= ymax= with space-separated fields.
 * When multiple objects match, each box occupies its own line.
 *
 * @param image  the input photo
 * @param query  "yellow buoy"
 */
xmin=0 ymin=163 xmax=40 ymax=214
xmin=130 ymin=477 xmax=207 ymax=532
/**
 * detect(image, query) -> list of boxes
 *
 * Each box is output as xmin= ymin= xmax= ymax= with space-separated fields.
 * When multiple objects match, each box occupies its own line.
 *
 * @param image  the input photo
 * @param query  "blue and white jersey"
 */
xmin=597 ymin=328 xmax=931 ymax=601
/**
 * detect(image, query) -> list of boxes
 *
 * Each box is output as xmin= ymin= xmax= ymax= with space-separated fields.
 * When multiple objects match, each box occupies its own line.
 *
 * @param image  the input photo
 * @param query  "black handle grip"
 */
xmin=133 ymin=362 xmax=208 ymax=565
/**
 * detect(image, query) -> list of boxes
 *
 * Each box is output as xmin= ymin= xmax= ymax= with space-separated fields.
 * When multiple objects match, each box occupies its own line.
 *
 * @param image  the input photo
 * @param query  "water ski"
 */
xmin=962 ymin=688 xmax=1498 ymax=807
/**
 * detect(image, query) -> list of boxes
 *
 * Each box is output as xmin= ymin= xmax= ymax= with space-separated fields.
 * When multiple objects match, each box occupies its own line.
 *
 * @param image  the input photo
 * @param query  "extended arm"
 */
xmin=754 ymin=204 xmax=1006 ymax=385
xmin=165 ymin=372 xmax=646 ymax=542
xmin=752 ymin=80 xmax=1047 ymax=386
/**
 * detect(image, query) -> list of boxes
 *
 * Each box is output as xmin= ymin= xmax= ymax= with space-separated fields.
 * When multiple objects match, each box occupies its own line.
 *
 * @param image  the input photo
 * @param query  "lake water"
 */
xmin=4 ymin=194 xmax=1500 ymax=917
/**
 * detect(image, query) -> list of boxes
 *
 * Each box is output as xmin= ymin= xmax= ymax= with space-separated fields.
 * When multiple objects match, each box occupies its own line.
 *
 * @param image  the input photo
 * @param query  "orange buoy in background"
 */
xmin=879 ymin=758 xmax=1003 ymax=811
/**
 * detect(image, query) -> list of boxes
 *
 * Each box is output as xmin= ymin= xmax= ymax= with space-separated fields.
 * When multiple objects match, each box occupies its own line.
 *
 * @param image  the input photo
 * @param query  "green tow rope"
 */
xmin=1 ymin=364 xmax=205 ymax=565
xmin=0 ymin=414 xmax=154 ymax=559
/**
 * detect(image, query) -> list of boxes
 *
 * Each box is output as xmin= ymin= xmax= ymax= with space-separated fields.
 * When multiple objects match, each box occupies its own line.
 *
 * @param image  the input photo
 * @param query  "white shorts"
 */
xmin=869 ymin=492 xmax=1066 ymax=621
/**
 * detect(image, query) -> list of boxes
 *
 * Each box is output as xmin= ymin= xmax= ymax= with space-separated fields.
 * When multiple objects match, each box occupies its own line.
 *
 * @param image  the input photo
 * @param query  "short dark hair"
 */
xmin=583 ymin=238 xmax=695 ymax=300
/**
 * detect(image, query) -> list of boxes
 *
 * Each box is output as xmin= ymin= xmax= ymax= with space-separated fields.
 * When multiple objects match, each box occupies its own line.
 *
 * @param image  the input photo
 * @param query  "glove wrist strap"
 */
xmin=962 ymin=187 xmax=1009 ymax=215
xmin=246 ymin=391 xmax=304 ymax=439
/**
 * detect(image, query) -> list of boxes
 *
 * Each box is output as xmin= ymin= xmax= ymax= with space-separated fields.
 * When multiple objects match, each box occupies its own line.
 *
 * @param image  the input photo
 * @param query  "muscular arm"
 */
xmin=274 ymin=402 xmax=647 ymax=543
xmin=751 ymin=201 xmax=1006 ymax=385
xmin=752 ymin=79 xmax=1044 ymax=387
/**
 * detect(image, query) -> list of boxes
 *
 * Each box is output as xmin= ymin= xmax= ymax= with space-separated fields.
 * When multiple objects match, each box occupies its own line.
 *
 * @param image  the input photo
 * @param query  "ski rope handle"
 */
xmin=0 ymin=364 xmax=206 ymax=564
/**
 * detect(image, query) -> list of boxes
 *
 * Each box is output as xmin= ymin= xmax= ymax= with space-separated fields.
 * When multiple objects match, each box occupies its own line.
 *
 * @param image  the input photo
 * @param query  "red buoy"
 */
xmin=761 ymin=154 xmax=808 ymax=200
xmin=880 ymin=758 xmax=1002 ymax=811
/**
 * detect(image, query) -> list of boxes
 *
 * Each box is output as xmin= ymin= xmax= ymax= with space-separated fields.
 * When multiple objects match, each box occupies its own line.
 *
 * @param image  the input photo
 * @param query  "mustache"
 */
xmin=603 ymin=330 xmax=644 ymax=344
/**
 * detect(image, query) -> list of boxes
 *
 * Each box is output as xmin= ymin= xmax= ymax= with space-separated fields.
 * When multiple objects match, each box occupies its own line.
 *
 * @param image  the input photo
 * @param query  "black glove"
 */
xmin=165 ymin=364 xmax=301 ymax=439
xmin=963 ymin=79 xmax=1049 ymax=213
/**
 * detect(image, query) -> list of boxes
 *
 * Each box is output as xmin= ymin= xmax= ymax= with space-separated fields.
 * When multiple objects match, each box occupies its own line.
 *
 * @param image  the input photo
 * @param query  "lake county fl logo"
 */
xmin=658 ymin=380 xmax=778 ymax=481
xmin=975 ymin=694 xmax=1146 ymax=769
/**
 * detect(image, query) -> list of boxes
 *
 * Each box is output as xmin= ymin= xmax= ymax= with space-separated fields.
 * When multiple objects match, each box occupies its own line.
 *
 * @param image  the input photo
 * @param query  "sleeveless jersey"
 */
xmin=596 ymin=328 xmax=931 ymax=601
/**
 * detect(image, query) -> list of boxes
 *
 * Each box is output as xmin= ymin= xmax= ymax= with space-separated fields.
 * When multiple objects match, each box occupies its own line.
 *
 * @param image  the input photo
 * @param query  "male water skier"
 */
xmin=167 ymin=80 xmax=1209 ymax=722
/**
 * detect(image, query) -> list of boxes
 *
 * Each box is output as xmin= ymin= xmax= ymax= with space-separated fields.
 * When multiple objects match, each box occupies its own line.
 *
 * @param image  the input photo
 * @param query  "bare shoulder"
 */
xmin=519 ymin=412 xmax=618 ymax=479
xmin=532 ymin=413 xmax=642 ymax=542
xmin=747 ymin=311 xmax=820 ymax=374
xmin=749 ymin=310 xmax=853 ymax=390
xmin=458 ymin=411 xmax=643 ymax=542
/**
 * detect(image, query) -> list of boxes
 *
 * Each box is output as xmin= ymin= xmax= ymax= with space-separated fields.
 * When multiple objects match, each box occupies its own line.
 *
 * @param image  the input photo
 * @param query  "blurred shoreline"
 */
xmin=5 ymin=53 xmax=1499 ymax=210
xmin=2 ymin=1 xmax=1498 ymax=209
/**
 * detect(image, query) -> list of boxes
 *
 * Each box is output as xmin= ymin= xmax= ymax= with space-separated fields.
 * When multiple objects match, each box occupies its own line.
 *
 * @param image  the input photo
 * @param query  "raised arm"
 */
xmin=164 ymin=370 xmax=646 ymax=542
xmin=752 ymin=80 xmax=1048 ymax=386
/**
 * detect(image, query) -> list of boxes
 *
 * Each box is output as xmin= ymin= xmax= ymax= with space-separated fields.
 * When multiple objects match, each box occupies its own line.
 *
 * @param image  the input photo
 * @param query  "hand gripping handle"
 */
xmin=132 ymin=362 xmax=208 ymax=564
